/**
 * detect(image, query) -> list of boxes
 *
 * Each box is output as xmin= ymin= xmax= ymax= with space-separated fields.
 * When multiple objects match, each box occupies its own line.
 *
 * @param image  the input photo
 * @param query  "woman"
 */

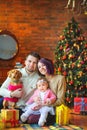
xmin=38 ymin=58 xmax=66 ymax=106
xmin=27 ymin=58 xmax=66 ymax=125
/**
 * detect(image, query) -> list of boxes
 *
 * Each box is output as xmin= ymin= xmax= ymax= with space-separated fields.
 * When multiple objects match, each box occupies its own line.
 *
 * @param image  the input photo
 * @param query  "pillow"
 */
xmin=27 ymin=113 xmax=55 ymax=125
xmin=27 ymin=114 xmax=40 ymax=124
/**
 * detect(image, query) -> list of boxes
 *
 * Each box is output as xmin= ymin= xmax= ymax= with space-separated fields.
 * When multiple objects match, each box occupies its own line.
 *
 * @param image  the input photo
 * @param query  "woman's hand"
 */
xmin=43 ymin=99 xmax=51 ymax=106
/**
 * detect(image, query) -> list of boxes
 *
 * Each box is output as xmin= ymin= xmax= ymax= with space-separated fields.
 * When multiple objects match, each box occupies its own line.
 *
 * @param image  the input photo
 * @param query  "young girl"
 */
xmin=21 ymin=77 xmax=56 ymax=126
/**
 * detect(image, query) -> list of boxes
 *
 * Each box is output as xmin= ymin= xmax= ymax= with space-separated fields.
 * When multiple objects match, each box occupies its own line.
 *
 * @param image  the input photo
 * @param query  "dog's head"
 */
xmin=8 ymin=69 xmax=22 ymax=80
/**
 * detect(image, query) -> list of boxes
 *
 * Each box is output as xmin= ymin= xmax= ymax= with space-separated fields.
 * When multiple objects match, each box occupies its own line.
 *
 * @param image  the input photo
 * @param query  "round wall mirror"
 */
xmin=0 ymin=30 xmax=18 ymax=60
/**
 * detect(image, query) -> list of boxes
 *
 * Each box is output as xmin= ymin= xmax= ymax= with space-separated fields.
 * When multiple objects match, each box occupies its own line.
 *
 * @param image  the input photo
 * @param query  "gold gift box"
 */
xmin=56 ymin=104 xmax=70 ymax=125
xmin=0 ymin=113 xmax=5 ymax=130
xmin=1 ymin=109 xmax=19 ymax=128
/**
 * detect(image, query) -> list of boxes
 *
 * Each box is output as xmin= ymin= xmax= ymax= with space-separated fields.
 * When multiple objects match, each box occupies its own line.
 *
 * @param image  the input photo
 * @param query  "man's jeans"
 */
xmin=0 ymin=97 xmax=4 ymax=110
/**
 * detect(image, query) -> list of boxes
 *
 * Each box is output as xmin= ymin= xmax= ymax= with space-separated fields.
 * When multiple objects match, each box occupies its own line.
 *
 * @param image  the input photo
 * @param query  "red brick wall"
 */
xmin=0 ymin=0 xmax=87 ymax=83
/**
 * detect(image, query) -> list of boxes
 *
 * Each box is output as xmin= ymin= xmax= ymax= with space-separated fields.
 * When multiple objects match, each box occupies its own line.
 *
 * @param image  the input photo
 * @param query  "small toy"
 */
xmin=65 ymin=0 xmax=87 ymax=11
xmin=3 ymin=69 xmax=23 ymax=109
xmin=65 ymin=0 xmax=76 ymax=10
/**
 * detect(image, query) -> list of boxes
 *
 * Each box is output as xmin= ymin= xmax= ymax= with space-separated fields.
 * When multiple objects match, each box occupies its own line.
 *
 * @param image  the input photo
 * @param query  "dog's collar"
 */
xmin=11 ymin=79 xmax=19 ymax=83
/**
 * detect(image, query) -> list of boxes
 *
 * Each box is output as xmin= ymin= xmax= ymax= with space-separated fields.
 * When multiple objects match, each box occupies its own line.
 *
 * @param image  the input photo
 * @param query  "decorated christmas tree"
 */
xmin=54 ymin=17 xmax=87 ymax=107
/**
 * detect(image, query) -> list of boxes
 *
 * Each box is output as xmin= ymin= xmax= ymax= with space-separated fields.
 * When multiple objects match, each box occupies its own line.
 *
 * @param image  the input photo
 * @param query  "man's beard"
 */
xmin=25 ymin=67 xmax=35 ymax=73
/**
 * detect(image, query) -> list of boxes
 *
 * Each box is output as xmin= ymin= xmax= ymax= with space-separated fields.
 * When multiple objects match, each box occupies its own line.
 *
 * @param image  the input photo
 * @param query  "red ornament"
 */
xmin=81 ymin=86 xmax=84 ymax=89
xmin=59 ymin=35 xmax=65 ymax=40
xmin=66 ymin=97 xmax=70 ymax=102
xmin=81 ymin=36 xmax=84 ymax=40
xmin=84 ymin=57 xmax=87 ymax=61
xmin=69 ymin=80 xmax=74 ymax=85
xmin=80 ymin=61 xmax=84 ymax=64
xmin=62 ymin=55 xmax=67 ymax=60
xmin=58 ymin=67 xmax=62 ymax=72
xmin=71 ymin=63 xmax=75 ymax=68
xmin=77 ymin=37 xmax=81 ymax=41
xmin=66 ymin=43 xmax=69 ymax=47
xmin=85 ymin=44 xmax=87 ymax=48
xmin=63 ymin=71 xmax=67 ymax=76
xmin=59 ymin=45 xmax=63 ymax=50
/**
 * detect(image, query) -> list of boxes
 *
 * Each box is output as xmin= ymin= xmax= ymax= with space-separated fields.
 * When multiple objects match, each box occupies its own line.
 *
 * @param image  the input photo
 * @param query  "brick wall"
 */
xmin=0 ymin=0 xmax=87 ymax=82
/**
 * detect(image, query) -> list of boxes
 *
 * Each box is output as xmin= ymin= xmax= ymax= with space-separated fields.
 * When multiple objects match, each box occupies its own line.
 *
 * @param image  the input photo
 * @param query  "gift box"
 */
xmin=56 ymin=104 xmax=70 ymax=125
xmin=1 ymin=109 xmax=19 ymax=128
xmin=0 ymin=113 xmax=5 ymax=130
xmin=74 ymin=97 xmax=87 ymax=113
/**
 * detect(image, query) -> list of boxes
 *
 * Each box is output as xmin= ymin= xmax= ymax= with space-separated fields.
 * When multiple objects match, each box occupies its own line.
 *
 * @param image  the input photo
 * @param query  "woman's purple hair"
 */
xmin=39 ymin=58 xmax=54 ymax=74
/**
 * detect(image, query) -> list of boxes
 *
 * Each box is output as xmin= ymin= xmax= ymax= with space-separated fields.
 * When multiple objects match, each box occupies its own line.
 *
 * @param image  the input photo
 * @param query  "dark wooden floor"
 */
xmin=70 ymin=112 xmax=87 ymax=129
xmin=4 ymin=111 xmax=87 ymax=130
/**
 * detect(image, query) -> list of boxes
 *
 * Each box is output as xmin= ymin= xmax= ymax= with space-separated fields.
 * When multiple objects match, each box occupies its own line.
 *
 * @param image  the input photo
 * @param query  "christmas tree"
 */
xmin=54 ymin=17 xmax=87 ymax=107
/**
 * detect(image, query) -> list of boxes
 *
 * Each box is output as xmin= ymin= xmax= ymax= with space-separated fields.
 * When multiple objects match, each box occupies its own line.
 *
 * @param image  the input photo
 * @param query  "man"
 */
xmin=0 ymin=52 xmax=41 ymax=110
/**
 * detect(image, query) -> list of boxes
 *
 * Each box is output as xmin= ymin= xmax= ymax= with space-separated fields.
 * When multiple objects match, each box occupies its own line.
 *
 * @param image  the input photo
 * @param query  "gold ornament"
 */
xmin=77 ymin=63 xmax=81 ymax=68
xmin=78 ymin=71 xmax=83 ymax=77
xmin=73 ymin=43 xmax=77 ymax=47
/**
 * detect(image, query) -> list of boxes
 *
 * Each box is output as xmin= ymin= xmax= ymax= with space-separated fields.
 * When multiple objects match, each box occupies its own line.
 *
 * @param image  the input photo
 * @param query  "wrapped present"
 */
xmin=1 ymin=109 xmax=19 ymax=128
xmin=56 ymin=104 xmax=70 ymax=125
xmin=0 ymin=113 xmax=5 ymax=130
xmin=74 ymin=97 xmax=87 ymax=113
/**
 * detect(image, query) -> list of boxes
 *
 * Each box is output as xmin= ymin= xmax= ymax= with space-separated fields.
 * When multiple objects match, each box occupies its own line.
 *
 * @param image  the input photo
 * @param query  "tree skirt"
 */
xmin=21 ymin=123 xmax=83 ymax=130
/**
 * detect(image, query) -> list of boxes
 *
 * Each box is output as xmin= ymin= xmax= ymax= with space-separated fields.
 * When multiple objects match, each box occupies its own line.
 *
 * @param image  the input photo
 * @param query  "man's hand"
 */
xmin=10 ymin=88 xmax=22 ymax=98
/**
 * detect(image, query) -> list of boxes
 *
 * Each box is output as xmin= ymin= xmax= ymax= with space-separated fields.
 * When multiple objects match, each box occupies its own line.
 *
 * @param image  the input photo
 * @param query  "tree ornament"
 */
xmin=85 ymin=43 xmax=87 ymax=48
xmin=77 ymin=63 xmax=81 ymax=68
xmin=77 ymin=45 xmax=80 ymax=51
xmin=59 ymin=45 xmax=63 ymax=50
xmin=65 ymin=48 xmax=70 ymax=53
xmin=58 ymin=67 xmax=62 ymax=72
xmin=64 ymin=63 xmax=67 ymax=68
xmin=78 ymin=71 xmax=83 ymax=77
xmin=76 ymin=92 xmax=79 ymax=97
xmin=69 ymin=80 xmax=74 ymax=85
xmin=71 ymin=62 xmax=75 ymax=68
xmin=73 ymin=43 xmax=77 ymax=47
xmin=62 ymin=55 xmax=67 ymax=60
xmin=63 ymin=71 xmax=67 ymax=76
xmin=80 ymin=60 xmax=84 ymax=65
xmin=66 ymin=97 xmax=70 ymax=102
xmin=75 ymin=86 xmax=77 ymax=90
xmin=59 ymin=35 xmax=65 ymax=40
xmin=86 ymin=82 xmax=87 ymax=88
xmin=66 ymin=43 xmax=69 ymax=47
